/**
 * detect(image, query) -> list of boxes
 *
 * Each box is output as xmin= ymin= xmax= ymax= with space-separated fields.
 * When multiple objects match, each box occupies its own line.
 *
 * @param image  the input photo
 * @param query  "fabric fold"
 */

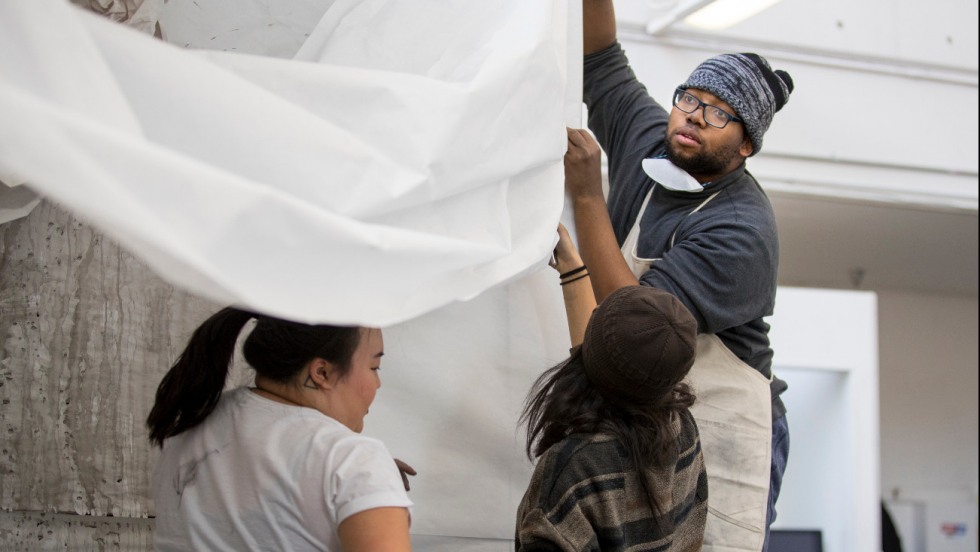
xmin=0 ymin=0 xmax=572 ymax=325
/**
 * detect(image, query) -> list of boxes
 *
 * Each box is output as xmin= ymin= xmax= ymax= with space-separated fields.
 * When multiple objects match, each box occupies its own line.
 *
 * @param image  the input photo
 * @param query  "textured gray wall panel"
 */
xmin=1 ymin=200 xmax=220 ymax=526
xmin=0 ymin=511 xmax=153 ymax=551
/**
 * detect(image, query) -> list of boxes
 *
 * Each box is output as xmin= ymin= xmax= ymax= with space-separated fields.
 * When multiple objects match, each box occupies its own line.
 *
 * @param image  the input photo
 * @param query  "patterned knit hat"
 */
xmin=678 ymin=53 xmax=794 ymax=155
xmin=581 ymin=286 xmax=697 ymax=404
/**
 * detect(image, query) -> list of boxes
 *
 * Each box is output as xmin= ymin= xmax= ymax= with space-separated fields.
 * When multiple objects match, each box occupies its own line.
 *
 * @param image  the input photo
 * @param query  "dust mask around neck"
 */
xmin=641 ymin=157 xmax=704 ymax=192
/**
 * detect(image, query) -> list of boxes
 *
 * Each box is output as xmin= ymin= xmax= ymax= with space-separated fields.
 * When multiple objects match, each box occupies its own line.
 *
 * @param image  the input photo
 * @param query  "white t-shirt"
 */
xmin=152 ymin=387 xmax=413 ymax=551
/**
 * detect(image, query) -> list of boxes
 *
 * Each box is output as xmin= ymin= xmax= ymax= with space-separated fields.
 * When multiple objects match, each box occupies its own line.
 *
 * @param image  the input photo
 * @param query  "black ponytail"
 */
xmin=146 ymin=308 xmax=254 ymax=447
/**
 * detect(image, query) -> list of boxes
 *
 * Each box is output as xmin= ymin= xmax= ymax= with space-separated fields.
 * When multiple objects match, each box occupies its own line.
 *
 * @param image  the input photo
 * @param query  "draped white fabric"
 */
xmin=0 ymin=0 xmax=574 ymax=326
xmin=1 ymin=0 xmax=582 ymax=545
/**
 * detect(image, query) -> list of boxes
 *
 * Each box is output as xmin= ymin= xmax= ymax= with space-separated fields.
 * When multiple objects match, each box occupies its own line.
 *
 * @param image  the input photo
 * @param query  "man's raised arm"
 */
xmin=583 ymin=0 xmax=617 ymax=55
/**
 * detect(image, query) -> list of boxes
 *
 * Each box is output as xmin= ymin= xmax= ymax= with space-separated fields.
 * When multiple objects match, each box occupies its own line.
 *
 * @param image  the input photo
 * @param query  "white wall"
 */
xmin=768 ymin=287 xmax=880 ymax=552
xmin=878 ymin=290 xmax=978 ymax=499
xmin=878 ymin=290 xmax=978 ymax=551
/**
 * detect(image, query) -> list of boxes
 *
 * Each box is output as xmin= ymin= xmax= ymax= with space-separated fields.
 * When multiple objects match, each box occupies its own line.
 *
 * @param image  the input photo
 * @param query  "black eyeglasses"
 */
xmin=672 ymin=88 xmax=743 ymax=129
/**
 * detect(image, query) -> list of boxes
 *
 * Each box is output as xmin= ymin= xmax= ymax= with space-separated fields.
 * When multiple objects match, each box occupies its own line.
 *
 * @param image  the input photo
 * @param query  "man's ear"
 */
xmin=306 ymin=358 xmax=335 ymax=390
xmin=739 ymin=135 xmax=754 ymax=158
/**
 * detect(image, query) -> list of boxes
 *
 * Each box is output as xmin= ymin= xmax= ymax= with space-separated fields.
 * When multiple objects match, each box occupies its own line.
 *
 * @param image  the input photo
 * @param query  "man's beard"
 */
xmin=666 ymin=134 xmax=743 ymax=181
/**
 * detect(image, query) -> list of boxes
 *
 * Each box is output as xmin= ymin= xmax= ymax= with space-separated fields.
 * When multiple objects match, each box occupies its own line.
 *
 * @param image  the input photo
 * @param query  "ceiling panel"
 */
xmin=771 ymin=194 xmax=978 ymax=295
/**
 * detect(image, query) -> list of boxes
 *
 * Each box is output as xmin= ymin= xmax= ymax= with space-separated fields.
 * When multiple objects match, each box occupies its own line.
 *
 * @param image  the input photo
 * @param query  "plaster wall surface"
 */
xmin=0 ymin=201 xmax=222 ymax=545
xmin=0 ymin=511 xmax=152 ymax=550
xmin=877 ymin=290 xmax=979 ymax=498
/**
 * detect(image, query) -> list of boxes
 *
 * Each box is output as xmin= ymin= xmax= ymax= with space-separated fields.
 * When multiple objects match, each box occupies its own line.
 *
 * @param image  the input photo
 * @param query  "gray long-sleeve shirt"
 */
xmin=584 ymin=42 xmax=787 ymax=416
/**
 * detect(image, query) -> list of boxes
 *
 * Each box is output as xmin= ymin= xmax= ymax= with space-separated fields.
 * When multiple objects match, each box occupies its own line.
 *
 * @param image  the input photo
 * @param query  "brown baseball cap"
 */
xmin=581 ymin=286 xmax=697 ymax=404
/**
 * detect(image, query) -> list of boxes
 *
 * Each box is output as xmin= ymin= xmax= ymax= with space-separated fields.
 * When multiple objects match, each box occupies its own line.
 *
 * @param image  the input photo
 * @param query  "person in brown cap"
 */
xmin=515 ymin=283 xmax=707 ymax=551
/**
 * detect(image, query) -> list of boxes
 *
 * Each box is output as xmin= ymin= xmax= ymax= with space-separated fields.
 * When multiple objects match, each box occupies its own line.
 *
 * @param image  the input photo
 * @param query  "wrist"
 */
xmin=554 ymin=259 xmax=584 ymax=274
xmin=559 ymin=265 xmax=587 ymax=279
xmin=569 ymin=193 xmax=606 ymax=212
xmin=559 ymin=265 xmax=590 ymax=287
xmin=560 ymin=272 xmax=590 ymax=286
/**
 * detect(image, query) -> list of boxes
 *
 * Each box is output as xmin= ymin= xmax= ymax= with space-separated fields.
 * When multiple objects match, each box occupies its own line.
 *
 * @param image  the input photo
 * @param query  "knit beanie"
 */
xmin=678 ymin=53 xmax=794 ymax=155
xmin=581 ymin=286 xmax=697 ymax=405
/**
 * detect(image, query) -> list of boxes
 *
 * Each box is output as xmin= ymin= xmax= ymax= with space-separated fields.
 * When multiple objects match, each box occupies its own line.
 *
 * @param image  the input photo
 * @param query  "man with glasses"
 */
xmin=560 ymin=1 xmax=794 ymax=551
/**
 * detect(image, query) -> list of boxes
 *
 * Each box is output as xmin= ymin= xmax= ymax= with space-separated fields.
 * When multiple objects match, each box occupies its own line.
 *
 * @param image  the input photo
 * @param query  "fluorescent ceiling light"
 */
xmin=682 ymin=0 xmax=783 ymax=30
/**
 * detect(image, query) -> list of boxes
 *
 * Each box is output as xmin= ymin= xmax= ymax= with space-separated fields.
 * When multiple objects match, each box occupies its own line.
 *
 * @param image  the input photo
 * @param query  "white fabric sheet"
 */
xmin=0 ymin=180 xmax=40 ymax=225
xmin=0 ymin=0 xmax=583 ymax=544
xmin=0 ymin=0 xmax=573 ymax=326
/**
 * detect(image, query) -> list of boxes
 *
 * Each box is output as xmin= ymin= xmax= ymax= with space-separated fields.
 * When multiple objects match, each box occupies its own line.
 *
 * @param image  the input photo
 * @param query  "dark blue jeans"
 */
xmin=762 ymin=413 xmax=790 ymax=552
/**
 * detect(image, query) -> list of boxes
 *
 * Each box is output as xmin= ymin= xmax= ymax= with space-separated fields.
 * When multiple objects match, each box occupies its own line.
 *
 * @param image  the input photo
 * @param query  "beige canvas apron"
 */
xmin=622 ymin=188 xmax=772 ymax=552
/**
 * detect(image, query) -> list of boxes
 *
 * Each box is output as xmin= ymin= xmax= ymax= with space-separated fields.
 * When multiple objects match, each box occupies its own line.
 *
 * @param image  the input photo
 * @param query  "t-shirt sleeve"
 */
xmin=328 ymin=435 xmax=414 ymax=525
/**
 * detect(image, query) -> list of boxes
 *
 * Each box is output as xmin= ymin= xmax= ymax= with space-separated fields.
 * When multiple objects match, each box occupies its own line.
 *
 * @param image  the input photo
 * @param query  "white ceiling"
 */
xmin=771 ymin=194 xmax=978 ymax=295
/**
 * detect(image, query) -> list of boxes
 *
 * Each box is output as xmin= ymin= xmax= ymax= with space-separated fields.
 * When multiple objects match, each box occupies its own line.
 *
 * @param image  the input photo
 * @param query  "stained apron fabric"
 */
xmin=621 ymin=186 xmax=772 ymax=551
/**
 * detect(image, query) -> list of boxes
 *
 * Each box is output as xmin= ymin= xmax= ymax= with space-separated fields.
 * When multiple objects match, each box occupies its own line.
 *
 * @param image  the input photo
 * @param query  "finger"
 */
xmin=394 ymin=458 xmax=417 ymax=475
xmin=394 ymin=460 xmax=415 ymax=491
xmin=566 ymin=127 xmax=588 ymax=148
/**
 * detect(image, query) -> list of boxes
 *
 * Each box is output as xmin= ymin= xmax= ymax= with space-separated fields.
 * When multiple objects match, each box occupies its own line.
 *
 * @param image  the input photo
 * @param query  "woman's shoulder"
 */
xmin=671 ymin=409 xmax=701 ymax=451
xmin=539 ymin=433 xmax=627 ymax=480
xmin=287 ymin=413 xmax=389 ymax=456
xmin=229 ymin=388 xmax=394 ymax=460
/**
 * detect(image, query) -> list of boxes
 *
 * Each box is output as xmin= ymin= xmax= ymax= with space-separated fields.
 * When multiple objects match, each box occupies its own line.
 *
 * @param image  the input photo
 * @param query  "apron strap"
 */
xmin=668 ymin=190 xmax=720 ymax=249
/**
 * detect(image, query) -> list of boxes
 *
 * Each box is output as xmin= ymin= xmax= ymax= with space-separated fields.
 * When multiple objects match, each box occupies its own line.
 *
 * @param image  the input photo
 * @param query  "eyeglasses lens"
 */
xmin=674 ymin=90 xmax=732 ymax=129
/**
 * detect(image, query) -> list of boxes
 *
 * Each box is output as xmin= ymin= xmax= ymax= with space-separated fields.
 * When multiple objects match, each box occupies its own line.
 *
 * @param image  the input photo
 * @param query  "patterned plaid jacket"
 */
xmin=516 ymin=410 xmax=707 ymax=551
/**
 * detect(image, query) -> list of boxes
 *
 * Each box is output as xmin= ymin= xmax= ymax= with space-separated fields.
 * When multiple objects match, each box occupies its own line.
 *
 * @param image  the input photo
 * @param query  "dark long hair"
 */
xmin=520 ymin=349 xmax=696 ymax=520
xmin=146 ymin=307 xmax=361 ymax=447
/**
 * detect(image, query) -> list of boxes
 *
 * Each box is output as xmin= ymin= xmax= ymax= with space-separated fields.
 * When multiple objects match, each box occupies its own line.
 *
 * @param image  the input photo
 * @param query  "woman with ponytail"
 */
xmin=147 ymin=308 xmax=413 ymax=552
xmin=515 ymin=226 xmax=707 ymax=551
